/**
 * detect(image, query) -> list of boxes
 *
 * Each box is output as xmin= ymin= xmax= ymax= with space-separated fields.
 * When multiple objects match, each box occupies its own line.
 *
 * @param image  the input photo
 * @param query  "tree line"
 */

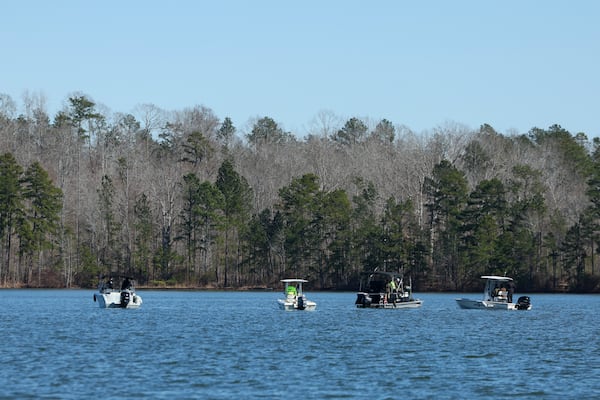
xmin=0 ymin=92 xmax=599 ymax=292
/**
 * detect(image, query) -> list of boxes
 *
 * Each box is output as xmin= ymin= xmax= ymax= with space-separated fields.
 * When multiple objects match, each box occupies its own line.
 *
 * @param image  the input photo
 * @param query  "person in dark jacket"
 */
xmin=121 ymin=277 xmax=132 ymax=290
xmin=507 ymin=280 xmax=515 ymax=303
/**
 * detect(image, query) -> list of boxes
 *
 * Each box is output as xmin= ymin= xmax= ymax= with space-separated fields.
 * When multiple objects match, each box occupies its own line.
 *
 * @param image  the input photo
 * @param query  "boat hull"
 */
xmin=93 ymin=290 xmax=143 ymax=309
xmin=455 ymin=298 xmax=530 ymax=310
xmin=356 ymin=299 xmax=423 ymax=309
xmin=277 ymin=298 xmax=317 ymax=311
xmin=355 ymin=291 xmax=422 ymax=309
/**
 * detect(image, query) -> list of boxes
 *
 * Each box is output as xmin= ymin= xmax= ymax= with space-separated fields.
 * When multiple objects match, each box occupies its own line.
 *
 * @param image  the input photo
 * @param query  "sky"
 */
xmin=2 ymin=0 xmax=599 ymax=137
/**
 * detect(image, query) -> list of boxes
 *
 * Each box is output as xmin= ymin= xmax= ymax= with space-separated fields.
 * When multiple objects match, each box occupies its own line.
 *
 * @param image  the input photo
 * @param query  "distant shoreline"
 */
xmin=0 ymin=286 xmax=594 ymax=294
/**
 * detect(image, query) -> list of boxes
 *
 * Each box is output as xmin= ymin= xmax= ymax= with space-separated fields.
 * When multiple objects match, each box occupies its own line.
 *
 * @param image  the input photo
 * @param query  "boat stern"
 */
xmin=277 ymin=297 xmax=316 ymax=311
xmin=93 ymin=290 xmax=142 ymax=309
xmin=355 ymin=292 xmax=373 ymax=308
xmin=515 ymin=296 xmax=532 ymax=310
xmin=94 ymin=292 xmax=120 ymax=308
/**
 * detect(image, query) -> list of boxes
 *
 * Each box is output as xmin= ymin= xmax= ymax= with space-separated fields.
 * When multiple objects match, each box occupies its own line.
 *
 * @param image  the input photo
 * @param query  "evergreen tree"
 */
xmin=216 ymin=159 xmax=252 ymax=286
xmin=133 ymin=193 xmax=154 ymax=282
xmin=246 ymin=117 xmax=292 ymax=146
xmin=423 ymin=160 xmax=469 ymax=288
xmin=179 ymin=173 xmax=203 ymax=284
xmin=370 ymin=119 xmax=395 ymax=143
xmin=243 ymin=209 xmax=284 ymax=285
xmin=277 ymin=174 xmax=321 ymax=279
xmin=561 ymin=222 xmax=586 ymax=290
xmin=21 ymin=162 xmax=63 ymax=285
xmin=316 ymin=188 xmax=351 ymax=288
xmin=331 ymin=117 xmax=368 ymax=146
xmin=459 ymin=178 xmax=507 ymax=287
xmin=351 ymin=178 xmax=381 ymax=272
xmin=217 ymin=117 xmax=236 ymax=150
xmin=380 ymin=197 xmax=426 ymax=282
xmin=181 ymin=131 xmax=213 ymax=168
xmin=97 ymin=175 xmax=117 ymax=271
xmin=0 ymin=153 xmax=25 ymax=284
xmin=196 ymin=181 xmax=225 ymax=281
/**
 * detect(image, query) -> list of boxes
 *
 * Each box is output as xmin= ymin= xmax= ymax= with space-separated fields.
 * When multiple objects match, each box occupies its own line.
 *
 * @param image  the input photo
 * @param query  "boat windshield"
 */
xmin=281 ymin=279 xmax=307 ymax=296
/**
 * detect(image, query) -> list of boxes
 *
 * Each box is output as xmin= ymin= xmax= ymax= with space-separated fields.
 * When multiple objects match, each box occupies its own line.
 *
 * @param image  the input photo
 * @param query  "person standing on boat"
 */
xmin=389 ymin=278 xmax=396 ymax=293
xmin=396 ymin=278 xmax=403 ymax=294
xmin=386 ymin=278 xmax=396 ymax=303
xmin=498 ymin=285 xmax=508 ymax=301
xmin=492 ymin=285 xmax=499 ymax=298
xmin=286 ymin=284 xmax=297 ymax=297
xmin=507 ymin=280 xmax=515 ymax=303
xmin=121 ymin=277 xmax=132 ymax=290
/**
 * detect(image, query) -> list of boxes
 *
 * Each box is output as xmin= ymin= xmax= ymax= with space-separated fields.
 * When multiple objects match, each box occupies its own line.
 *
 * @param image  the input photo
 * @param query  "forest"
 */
xmin=1 ymin=92 xmax=599 ymax=293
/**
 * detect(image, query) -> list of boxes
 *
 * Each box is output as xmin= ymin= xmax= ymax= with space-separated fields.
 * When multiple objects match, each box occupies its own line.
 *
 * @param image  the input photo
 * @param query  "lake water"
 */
xmin=0 ymin=289 xmax=599 ymax=399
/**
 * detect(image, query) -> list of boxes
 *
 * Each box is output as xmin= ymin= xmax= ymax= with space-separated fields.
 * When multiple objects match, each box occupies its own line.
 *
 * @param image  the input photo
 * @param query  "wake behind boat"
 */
xmin=455 ymin=275 xmax=531 ymax=310
xmin=355 ymin=271 xmax=423 ymax=309
xmin=277 ymin=279 xmax=317 ymax=311
xmin=93 ymin=275 xmax=143 ymax=309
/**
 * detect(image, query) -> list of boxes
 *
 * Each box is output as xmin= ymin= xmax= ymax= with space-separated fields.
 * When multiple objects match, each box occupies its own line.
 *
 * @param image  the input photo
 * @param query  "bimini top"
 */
xmin=360 ymin=271 xmax=398 ymax=278
xmin=281 ymin=279 xmax=308 ymax=283
xmin=481 ymin=275 xmax=513 ymax=281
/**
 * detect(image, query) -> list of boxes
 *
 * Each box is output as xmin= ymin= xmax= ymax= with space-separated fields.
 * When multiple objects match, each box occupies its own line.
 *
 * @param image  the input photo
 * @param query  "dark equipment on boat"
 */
xmin=120 ymin=291 xmax=131 ymax=308
xmin=355 ymin=293 xmax=372 ymax=307
xmin=298 ymin=295 xmax=305 ymax=310
xmin=516 ymin=296 xmax=531 ymax=310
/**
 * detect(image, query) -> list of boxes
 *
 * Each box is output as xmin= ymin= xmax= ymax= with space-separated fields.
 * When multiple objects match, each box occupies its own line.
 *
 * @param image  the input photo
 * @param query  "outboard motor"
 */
xmin=298 ymin=295 xmax=306 ymax=310
xmin=355 ymin=293 xmax=372 ymax=307
xmin=120 ymin=291 xmax=131 ymax=308
xmin=516 ymin=296 xmax=531 ymax=310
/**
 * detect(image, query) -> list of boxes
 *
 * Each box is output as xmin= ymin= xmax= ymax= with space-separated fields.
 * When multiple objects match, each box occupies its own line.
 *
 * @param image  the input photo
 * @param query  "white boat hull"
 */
xmin=277 ymin=298 xmax=317 ymax=311
xmin=93 ymin=290 xmax=143 ymax=309
xmin=455 ymin=298 xmax=530 ymax=311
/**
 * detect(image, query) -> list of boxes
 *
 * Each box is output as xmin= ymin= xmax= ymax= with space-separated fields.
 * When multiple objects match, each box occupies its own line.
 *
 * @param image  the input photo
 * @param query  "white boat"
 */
xmin=93 ymin=276 xmax=143 ymax=309
xmin=355 ymin=271 xmax=423 ymax=309
xmin=277 ymin=279 xmax=317 ymax=311
xmin=455 ymin=275 xmax=531 ymax=310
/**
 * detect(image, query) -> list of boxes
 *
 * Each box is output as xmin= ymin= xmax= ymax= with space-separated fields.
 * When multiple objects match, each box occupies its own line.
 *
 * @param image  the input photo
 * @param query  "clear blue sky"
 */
xmin=2 ymin=0 xmax=599 ymax=137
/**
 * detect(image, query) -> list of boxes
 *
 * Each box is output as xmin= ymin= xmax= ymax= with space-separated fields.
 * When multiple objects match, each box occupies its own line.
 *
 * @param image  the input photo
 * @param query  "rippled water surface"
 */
xmin=1 ymin=289 xmax=599 ymax=399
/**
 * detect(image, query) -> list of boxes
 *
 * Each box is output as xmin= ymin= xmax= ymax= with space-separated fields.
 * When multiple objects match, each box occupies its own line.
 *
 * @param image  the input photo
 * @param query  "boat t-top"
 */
xmin=93 ymin=275 xmax=143 ymax=309
xmin=455 ymin=275 xmax=531 ymax=310
xmin=355 ymin=271 xmax=423 ymax=309
xmin=277 ymin=279 xmax=317 ymax=311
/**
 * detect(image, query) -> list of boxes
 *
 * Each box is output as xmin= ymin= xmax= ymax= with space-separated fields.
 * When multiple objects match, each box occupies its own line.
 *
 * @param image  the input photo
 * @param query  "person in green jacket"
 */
xmin=286 ymin=284 xmax=297 ymax=297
